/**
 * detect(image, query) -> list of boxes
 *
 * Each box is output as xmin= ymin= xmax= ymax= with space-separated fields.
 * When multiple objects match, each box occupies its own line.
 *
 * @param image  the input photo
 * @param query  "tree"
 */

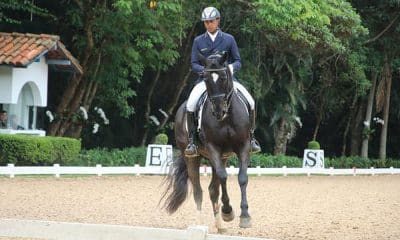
xmin=354 ymin=0 xmax=400 ymax=160
xmin=242 ymin=0 xmax=367 ymax=154
xmin=0 ymin=0 xmax=50 ymax=24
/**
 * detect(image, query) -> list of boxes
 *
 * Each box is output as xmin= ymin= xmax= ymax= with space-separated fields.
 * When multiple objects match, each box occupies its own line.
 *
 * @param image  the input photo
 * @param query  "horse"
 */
xmin=162 ymin=52 xmax=252 ymax=230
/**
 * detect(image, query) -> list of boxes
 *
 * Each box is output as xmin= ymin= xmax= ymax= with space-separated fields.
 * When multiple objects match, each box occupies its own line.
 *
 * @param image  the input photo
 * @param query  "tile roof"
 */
xmin=0 ymin=32 xmax=83 ymax=74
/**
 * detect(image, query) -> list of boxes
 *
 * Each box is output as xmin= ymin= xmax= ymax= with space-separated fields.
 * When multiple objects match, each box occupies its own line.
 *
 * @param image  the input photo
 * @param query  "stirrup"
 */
xmin=250 ymin=139 xmax=261 ymax=153
xmin=185 ymin=143 xmax=199 ymax=157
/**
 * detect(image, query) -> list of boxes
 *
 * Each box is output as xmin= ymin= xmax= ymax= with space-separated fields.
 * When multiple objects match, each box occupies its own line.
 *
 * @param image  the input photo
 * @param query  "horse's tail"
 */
xmin=160 ymin=153 xmax=188 ymax=214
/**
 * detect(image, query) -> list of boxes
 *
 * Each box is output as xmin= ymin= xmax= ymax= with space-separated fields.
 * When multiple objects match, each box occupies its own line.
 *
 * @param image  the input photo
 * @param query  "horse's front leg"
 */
xmin=237 ymin=148 xmax=251 ymax=228
xmin=207 ymin=144 xmax=234 ymax=230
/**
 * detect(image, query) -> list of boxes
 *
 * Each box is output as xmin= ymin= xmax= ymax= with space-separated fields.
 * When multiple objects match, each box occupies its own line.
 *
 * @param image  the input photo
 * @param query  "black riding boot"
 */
xmin=185 ymin=111 xmax=199 ymax=157
xmin=249 ymin=109 xmax=261 ymax=153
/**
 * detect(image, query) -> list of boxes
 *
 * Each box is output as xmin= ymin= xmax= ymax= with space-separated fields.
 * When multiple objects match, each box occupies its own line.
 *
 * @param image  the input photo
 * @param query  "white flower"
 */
xmin=92 ymin=123 xmax=99 ymax=134
xmin=363 ymin=121 xmax=370 ymax=127
xmin=158 ymin=108 xmax=169 ymax=118
xmin=79 ymin=106 xmax=88 ymax=120
xmin=149 ymin=115 xmax=160 ymax=126
xmin=46 ymin=110 xmax=54 ymax=123
xmin=373 ymin=117 xmax=384 ymax=125
xmin=95 ymin=107 xmax=109 ymax=125
xmin=294 ymin=116 xmax=302 ymax=128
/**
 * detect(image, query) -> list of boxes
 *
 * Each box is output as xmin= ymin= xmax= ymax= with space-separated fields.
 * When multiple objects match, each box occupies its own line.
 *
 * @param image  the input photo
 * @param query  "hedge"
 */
xmin=0 ymin=134 xmax=81 ymax=166
xmin=227 ymin=153 xmax=400 ymax=169
xmin=76 ymin=147 xmax=147 ymax=166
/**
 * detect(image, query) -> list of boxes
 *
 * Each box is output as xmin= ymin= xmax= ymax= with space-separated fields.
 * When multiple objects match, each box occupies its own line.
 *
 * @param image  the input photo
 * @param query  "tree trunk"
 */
xmin=341 ymin=93 xmax=357 ymax=156
xmin=361 ymin=71 xmax=377 ymax=158
xmin=141 ymin=70 xmax=161 ymax=146
xmin=379 ymin=57 xmax=392 ymax=160
xmin=312 ymin=97 xmax=324 ymax=141
xmin=350 ymin=101 xmax=364 ymax=156
xmin=273 ymin=118 xmax=288 ymax=155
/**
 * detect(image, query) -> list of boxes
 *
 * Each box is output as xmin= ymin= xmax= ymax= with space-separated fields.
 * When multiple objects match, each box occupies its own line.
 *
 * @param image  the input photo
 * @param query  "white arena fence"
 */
xmin=0 ymin=219 xmax=270 ymax=240
xmin=0 ymin=163 xmax=399 ymax=178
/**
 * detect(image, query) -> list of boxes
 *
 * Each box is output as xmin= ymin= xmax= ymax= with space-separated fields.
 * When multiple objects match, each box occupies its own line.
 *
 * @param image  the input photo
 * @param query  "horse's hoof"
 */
xmin=239 ymin=217 xmax=252 ymax=228
xmin=221 ymin=209 xmax=235 ymax=222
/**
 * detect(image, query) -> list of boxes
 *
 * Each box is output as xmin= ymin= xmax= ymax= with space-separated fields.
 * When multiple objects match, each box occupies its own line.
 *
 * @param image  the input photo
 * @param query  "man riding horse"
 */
xmin=185 ymin=6 xmax=261 ymax=157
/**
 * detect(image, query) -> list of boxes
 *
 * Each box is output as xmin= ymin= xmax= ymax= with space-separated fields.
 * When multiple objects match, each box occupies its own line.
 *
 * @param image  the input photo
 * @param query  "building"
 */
xmin=0 ymin=32 xmax=82 ymax=136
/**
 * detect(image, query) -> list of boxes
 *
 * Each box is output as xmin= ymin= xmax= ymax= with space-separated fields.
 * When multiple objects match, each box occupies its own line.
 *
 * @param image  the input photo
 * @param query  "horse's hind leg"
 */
xmin=186 ymin=157 xmax=203 ymax=222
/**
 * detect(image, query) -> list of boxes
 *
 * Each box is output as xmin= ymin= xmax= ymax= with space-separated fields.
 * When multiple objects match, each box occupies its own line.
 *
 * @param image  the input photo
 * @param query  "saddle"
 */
xmin=194 ymin=88 xmax=250 ymax=131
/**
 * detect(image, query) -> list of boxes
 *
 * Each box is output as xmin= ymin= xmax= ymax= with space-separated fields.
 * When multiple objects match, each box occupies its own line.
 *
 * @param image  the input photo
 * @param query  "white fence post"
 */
xmin=203 ymin=165 xmax=208 ymax=177
xmin=330 ymin=167 xmax=334 ymax=176
xmin=53 ymin=164 xmax=60 ymax=178
xmin=229 ymin=165 xmax=234 ymax=176
xmin=96 ymin=164 xmax=102 ymax=177
xmin=353 ymin=167 xmax=357 ymax=176
xmin=186 ymin=225 xmax=208 ymax=240
xmin=7 ymin=163 xmax=15 ymax=178
xmin=256 ymin=166 xmax=261 ymax=177
xmin=390 ymin=166 xmax=394 ymax=175
xmin=283 ymin=166 xmax=287 ymax=177
xmin=134 ymin=164 xmax=140 ymax=176
xmin=371 ymin=167 xmax=375 ymax=176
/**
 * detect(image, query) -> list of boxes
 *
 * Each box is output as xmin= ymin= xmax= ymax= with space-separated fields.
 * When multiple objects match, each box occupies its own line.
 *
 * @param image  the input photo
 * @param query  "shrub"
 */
xmin=307 ymin=140 xmax=320 ymax=149
xmin=0 ymin=134 xmax=81 ymax=166
xmin=228 ymin=153 xmax=302 ymax=168
xmin=154 ymin=133 xmax=168 ymax=145
xmin=77 ymin=147 xmax=147 ymax=166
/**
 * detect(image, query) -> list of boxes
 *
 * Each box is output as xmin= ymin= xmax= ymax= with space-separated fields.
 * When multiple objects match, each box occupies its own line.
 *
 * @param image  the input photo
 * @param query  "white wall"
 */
xmin=12 ymin=56 xmax=48 ymax=106
xmin=0 ymin=66 xmax=13 ymax=103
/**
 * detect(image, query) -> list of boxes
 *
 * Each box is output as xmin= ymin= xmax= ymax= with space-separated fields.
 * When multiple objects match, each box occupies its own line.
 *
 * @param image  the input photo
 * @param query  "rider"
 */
xmin=185 ymin=6 xmax=261 ymax=157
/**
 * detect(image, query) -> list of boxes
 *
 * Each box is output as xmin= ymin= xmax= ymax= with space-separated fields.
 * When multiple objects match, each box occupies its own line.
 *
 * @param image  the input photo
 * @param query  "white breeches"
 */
xmin=186 ymin=81 xmax=255 ymax=112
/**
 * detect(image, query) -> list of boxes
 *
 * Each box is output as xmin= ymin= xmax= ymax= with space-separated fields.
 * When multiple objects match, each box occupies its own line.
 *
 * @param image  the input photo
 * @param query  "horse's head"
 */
xmin=200 ymin=52 xmax=234 ymax=121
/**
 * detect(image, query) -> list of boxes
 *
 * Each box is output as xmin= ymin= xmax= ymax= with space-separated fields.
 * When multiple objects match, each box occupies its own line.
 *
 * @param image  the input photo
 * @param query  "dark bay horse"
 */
xmin=162 ymin=52 xmax=252 ymax=229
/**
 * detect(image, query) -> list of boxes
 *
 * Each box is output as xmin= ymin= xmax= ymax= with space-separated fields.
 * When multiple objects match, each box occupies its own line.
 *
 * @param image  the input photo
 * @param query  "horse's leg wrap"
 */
xmin=249 ymin=109 xmax=261 ymax=153
xmin=185 ymin=111 xmax=199 ymax=157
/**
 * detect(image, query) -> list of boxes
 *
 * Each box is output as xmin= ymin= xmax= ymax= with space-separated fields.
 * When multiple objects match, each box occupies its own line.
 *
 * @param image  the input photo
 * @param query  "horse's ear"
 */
xmin=198 ymin=53 xmax=207 ymax=65
xmin=219 ymin=51 xmax=228 ymax=65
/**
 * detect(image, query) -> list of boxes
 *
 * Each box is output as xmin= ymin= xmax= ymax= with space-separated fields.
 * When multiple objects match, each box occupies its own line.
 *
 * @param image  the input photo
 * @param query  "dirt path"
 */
xmin=1 ymin=175 xmax=399 ymax=240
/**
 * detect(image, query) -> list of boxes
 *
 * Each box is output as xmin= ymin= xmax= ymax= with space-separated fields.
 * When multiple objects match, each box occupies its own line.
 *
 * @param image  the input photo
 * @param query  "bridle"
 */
xmin=203 ymin=66 xmax=235 ymax=117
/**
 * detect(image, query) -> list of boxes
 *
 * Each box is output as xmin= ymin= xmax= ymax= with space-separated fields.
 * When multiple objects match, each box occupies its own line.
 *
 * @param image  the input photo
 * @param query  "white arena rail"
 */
xmin=0 ymin=163 xmax=399 ymax=178
xmin=0 ymin=219 xmax=270 ymax=240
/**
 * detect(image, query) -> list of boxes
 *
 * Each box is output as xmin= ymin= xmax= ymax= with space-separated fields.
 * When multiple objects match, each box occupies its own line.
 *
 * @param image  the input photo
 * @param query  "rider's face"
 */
xmin=204 ymin=18 xmax=219 ymax=34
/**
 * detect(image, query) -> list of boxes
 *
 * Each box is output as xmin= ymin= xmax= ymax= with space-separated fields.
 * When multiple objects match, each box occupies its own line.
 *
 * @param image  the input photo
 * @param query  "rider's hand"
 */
xmin=198 ymin=71 xmax=205 ymax=78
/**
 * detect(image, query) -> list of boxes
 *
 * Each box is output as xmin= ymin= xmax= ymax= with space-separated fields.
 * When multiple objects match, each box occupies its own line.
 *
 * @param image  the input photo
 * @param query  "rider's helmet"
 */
xmin=201 ymin=7 xmax=220 ymax=21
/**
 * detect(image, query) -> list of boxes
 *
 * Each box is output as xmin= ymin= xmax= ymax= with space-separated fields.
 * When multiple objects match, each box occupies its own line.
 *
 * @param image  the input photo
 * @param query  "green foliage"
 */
xmin=77 ymin=147 xmax=147 ymax=166
xmin=324 ymin=156 xmax=400 ymax=168
xmin=154 ymin=133 xmax=168 ymax=145
xmin=0 ymin=0 xmax=52 ymax=24
xmin=307 ymin=140 xmax=320 ymax=149
xmin=0 ymin=134 xmax=81 ymax=166
xmin=228 ymin=154 xmax=303 ymax=168
xmin=225 ymin=153 xmax=400 ymax=168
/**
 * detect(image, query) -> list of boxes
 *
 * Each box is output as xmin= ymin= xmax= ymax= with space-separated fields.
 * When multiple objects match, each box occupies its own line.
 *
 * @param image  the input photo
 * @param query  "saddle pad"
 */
xmin=191 ymin=88 xmax=249 ymax=132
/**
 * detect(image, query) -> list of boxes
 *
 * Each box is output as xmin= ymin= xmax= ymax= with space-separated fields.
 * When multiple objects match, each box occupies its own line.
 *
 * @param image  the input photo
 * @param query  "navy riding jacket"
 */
xmin=191 ymin=30 xmax=241 ymax=74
